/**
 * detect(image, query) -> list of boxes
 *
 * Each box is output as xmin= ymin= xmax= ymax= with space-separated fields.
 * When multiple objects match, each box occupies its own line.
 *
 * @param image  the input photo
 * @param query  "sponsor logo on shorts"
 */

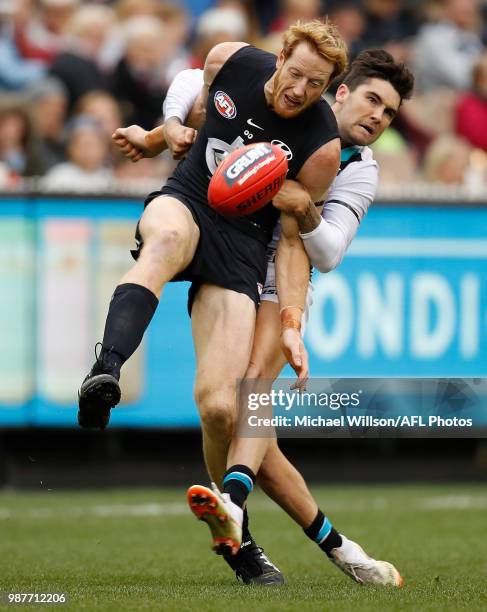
xmin=214 ymin=91 xmax=237 ymax=119
xmin=257 ymin=283 xmax=263 ymax=295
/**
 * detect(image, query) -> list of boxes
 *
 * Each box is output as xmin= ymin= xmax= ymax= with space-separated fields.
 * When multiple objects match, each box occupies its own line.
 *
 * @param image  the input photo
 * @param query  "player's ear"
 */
xmin=276 ymin=50 xmax=286 ymax=70
xmin=335 ymin=83 xmax=349 ymax=104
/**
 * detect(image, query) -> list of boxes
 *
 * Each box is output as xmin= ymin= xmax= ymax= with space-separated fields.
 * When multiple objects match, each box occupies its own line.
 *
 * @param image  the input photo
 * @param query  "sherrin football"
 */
xmin=208 ymin=142 xmax=288 ymax=217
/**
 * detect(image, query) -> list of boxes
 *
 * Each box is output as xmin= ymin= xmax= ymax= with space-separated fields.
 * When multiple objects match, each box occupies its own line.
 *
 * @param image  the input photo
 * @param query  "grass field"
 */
xmin=1 ymin=484 xmax=486 ymax=611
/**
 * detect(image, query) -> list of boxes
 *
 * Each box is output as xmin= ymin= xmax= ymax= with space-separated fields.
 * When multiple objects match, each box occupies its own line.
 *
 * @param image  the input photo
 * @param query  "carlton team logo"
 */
xmin=214 ymin=91 xmax=237 ymax=119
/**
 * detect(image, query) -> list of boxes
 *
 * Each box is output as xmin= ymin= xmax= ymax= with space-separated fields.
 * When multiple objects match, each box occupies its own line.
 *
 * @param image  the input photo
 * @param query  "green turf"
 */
xmin=1 ymin=484 xmax=486 ymax=611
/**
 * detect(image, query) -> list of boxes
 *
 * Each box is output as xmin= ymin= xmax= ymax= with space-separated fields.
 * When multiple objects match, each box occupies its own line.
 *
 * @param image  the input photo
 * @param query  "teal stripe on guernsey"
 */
xmin=316 ymin=517 xmax=332 ymax=543
xmin=223 ymin=471 xmax=254 ymax=493
xmin=340 ymin=146 xmax=360 ymax=162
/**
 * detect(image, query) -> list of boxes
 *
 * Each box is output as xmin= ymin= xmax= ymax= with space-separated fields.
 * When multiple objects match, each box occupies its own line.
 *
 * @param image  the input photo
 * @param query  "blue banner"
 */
xmin=305 ymin=208 xmax=487 ymax=377
xmin=0 ymin=198 xmax=486 ymax=427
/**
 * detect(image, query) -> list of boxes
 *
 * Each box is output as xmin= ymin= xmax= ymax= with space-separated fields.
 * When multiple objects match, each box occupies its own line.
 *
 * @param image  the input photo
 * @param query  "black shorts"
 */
xmin=131 ymin=185 xmax=268 ymax=314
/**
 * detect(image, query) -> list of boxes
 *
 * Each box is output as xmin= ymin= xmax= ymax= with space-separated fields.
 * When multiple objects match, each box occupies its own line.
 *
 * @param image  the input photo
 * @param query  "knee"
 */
xmin=195 ymin=387 xmax=236 ymax=440
xmin=145 ymin=227 xmax=185 ymax=260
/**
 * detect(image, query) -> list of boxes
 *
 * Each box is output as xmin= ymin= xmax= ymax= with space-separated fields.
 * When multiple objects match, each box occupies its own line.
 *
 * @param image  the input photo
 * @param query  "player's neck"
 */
xmin=264 ymin=75 xmax=275 ymax=108
xmin=339 ymin=137 xmax=355 ymax=149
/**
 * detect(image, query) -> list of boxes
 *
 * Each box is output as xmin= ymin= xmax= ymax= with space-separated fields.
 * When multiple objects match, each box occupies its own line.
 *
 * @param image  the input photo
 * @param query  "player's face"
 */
xmin=334 ymin=78 xmax=401 ymax=146
xmin=271 ymin=42 xmax=335 ymax=118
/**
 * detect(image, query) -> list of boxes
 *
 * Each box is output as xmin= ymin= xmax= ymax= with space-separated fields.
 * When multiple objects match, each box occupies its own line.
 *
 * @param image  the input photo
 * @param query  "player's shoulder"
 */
xmin=333 ymin=146 xmax=378 ymax=189
xmin=226 ymin=44 xmax=277 ymax=69
xmin=340 ymin=145 xmax=377 ymax=174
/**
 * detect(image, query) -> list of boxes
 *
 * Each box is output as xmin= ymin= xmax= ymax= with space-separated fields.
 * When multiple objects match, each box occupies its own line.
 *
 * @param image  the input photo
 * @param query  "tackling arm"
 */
xmin=113 ymin=43 xmax=248 ymax=161
xmin=299 ymin=157 xmax=378 ymax=272
xmin=273 ymin=139 xmax=340 ymax=383
xmin=275 ymin=212 xmax=310 ymax=388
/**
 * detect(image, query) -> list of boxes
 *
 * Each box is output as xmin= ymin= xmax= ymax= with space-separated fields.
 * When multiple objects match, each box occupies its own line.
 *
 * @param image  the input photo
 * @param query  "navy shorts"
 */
xmin=131 ymin=185 xmax=268 ymax=314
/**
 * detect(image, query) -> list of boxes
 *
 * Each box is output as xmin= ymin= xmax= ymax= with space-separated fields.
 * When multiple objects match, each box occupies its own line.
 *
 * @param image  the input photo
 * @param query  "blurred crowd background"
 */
xmin=1 ymin=0 xmax=487 ymax=194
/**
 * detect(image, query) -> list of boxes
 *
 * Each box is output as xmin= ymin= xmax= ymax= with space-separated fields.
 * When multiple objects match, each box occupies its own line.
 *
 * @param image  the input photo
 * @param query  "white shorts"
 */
xmin=260 ymin=260 xmax=313 ymax=332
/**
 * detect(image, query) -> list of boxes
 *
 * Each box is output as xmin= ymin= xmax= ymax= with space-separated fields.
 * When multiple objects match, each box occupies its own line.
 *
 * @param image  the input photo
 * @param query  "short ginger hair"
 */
xmin=281 ymin=19 xmax=349 ymax=82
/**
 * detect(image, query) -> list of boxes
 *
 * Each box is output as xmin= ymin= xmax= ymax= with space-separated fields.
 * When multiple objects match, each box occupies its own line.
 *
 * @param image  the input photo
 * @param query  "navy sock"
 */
xmin=241 ymin=507 xmax=252 ymax=545
xmin=223 ymin=464 xmax=256 ymax=508
xmin=304 ymin=509 xmax=342 ymax=557
xmin=100 ymin=283 xmax=158 ymax=377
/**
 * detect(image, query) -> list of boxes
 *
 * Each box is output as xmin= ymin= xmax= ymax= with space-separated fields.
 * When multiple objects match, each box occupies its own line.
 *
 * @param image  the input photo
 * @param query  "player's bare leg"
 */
xmin=191 ymin=284 xmax=256 ymax=484
xmin=120 ymin=196 xmax=200 ymax=295
xmin=241 ymin=300 xmax=404 ymax=587
xmin=188 ymin=293 xmax=284 ymax=584
xmin=225 ymin=300 xmax=285 ymax=473
xmin=188 ymin=284 xmax=256 ymax=555
xmin=222 ymin=301 xmax=288 ymax=520
xmin=78 ymin=196 xmax=199 ymax=429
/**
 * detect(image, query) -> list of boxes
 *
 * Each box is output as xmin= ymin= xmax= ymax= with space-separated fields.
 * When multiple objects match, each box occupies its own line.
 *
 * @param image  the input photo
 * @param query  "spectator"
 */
xmin=26 ymin=76 xmax=68 ymax=170
xmin=101 ymin=0 xmax=190 ymax=72
xmin=0 ymin=0 xmax=46 ymax=90
xmin=112 ymin=15 xmax=181 ymax=129
xmin=74 ymin=90 xmax=123 ymax=167
xmin=41 ymin=115 xmax=114 ymax=191
xmin=0 ymin=160 xmax=12 ymax=188
xmin=216 ymin=1 xmax=262 ymax=42
xmin=361 ymin=0 xmax=419 ymax=51
xmin=327 ymin=1 xmax=366 ymax=60
xmin=190 ymin=7 xmax=250 ymax=69
xmin=455 ymin=52 xmax=487 ymax=151
xmin=371 ymin=126 xmax=418 ymax=184
xmin=114 ymin=152 xmax=175 ymax=188
xmin=398 ymin=87 xmax=460 ymax=157
xmin=14 ymin=0 xmax=79 ymax=65
xmin=157 ymin=1 xmax=191 ymax=52
xmin=412 ymin=0 xmax=484 ymax=92
xmin=74 ymin=90 xmax=122 ymax=139
xmin=268 ymin=0 xmax=322 ymax=34
xmin=0 ymin=100 xmax=44 ymax=179
xmin=422 ymin=133 xmax=472 ymax=184
xmin=115 ymin=0 xmax=161 ymax=21
xmin=253 ymin=0 xmax=280 ymax=34
xmin=49 ymin=3 xmax=115 ymax=112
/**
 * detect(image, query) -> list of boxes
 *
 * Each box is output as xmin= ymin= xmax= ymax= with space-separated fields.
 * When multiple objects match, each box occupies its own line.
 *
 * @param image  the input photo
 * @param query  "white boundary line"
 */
xmin=1 ymin=495 xmax=487 ymax=520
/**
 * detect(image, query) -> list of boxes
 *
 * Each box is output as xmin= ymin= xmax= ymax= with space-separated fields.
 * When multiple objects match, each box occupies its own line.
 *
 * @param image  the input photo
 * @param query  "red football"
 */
xmin=208 ymin=142 xmax=288 ymax=217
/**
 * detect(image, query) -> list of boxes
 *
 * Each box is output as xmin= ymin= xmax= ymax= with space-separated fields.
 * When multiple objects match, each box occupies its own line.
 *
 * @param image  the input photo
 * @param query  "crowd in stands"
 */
xmin=1 ymin=0 xmax=487 ymax=194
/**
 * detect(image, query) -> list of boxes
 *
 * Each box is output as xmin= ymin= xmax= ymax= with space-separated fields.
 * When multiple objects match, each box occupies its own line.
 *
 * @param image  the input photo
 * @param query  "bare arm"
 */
xmin=297 ymin=138 xmax=341 ymax=203
xmin=202 ymin=42 xmax=249 ymax=93
xmin=272 ymin=138 xmax=340 ymax=223
xmin=275 ymin=212 xmax=310 ymax=389
xmin=272 ymin=138 xmax=340 ymax=304
xmin=113 ymin=44 xmax=248 ymax=162
xmin=273 ymin=138 xmax=340 ymax=384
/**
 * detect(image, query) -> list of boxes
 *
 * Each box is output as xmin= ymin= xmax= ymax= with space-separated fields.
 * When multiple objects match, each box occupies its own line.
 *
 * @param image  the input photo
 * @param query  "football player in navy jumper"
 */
xmin=78 ymin=17 xmax=347 ymax=572
xmin=114 ymin=49 xmax=414 ymax=587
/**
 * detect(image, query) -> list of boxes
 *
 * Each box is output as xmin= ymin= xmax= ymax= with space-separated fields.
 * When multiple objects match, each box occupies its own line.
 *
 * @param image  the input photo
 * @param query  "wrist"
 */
xmin=144 ymin=126 xmax=166 ymax=156
xmin=299 ymin=215 xmax=323 ymax=238
xmin=294 ymin=196 xmax=313 ymax=217
xmin=280 ymin=305 xmax=303 ymax=332
xmin=165 ymin=116 xmax=183 ymax=127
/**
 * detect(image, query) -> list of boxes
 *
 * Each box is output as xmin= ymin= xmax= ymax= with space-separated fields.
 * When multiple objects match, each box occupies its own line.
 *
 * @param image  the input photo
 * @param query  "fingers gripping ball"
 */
xmin=208 ymin=142 xmax=288 ymax=216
